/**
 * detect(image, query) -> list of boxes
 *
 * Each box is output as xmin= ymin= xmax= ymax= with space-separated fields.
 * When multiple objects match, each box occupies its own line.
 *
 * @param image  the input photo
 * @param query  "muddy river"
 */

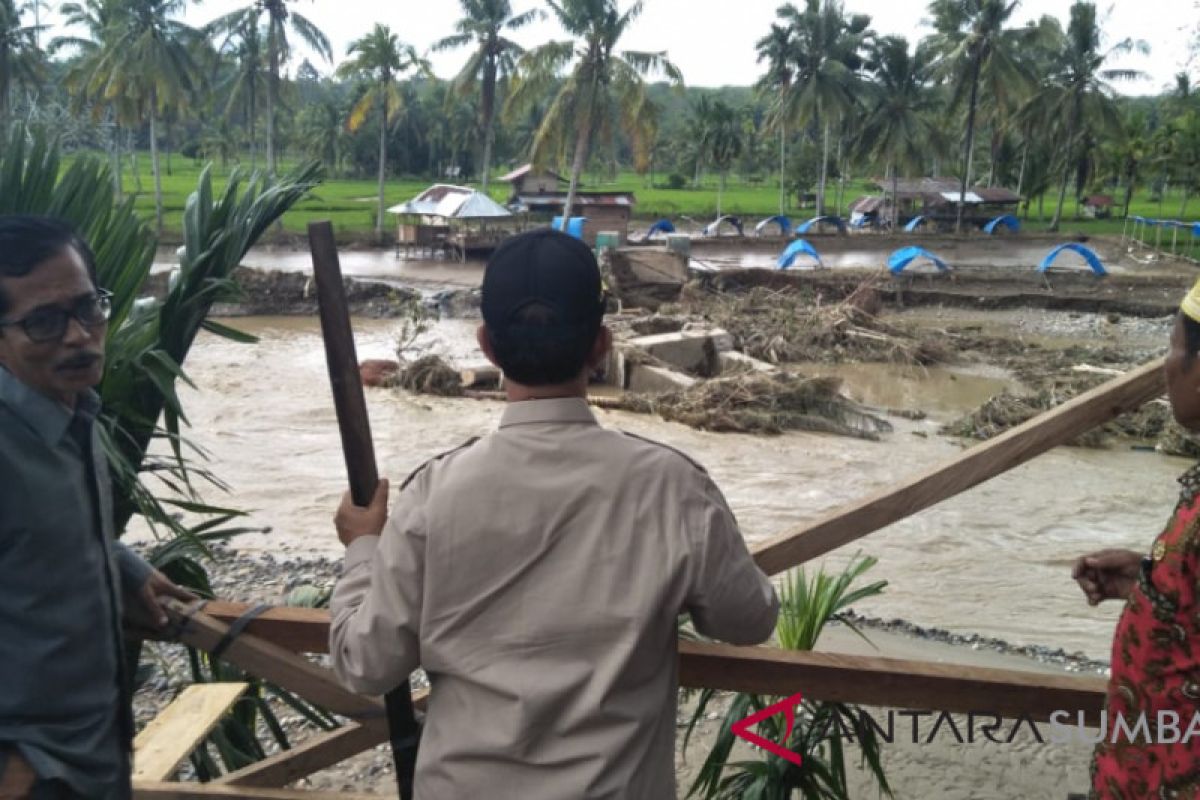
xmin=124 ymin=314 xmax=1188 ymax=663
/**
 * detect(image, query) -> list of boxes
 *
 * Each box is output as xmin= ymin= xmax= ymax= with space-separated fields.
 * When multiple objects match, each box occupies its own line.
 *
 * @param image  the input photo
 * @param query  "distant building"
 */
xmin=498 ymin=163 xmax=569 ymax=196
xmin=513 ymin=192 xmax=637 ymax=246
xmin=1083 ymin=195 xmax=1115 ymax=219
xmin=853 ymin=177 xmax=1021 ymax=228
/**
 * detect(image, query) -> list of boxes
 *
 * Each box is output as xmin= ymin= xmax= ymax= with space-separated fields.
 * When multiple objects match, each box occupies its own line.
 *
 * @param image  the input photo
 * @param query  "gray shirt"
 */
xmin=331 ymin=398 xmax=779 ymax=799
xmin=0 ymin=366 xmax=152 ymax=799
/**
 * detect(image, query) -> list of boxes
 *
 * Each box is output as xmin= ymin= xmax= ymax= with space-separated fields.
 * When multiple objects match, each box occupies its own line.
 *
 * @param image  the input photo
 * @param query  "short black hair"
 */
xmin=486 ymin=303 xmax=601 ymax=385
xmin=0 ymin=215 xmax=98 ymax=316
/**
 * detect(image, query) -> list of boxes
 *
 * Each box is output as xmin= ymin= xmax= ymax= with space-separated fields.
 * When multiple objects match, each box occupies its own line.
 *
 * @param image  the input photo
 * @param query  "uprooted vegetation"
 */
xmin=618 ymin=372 xmax=893 ymax=438
xmin=943 ymin=371 xmax=1199 ymax=455
xmin=667 ymin=283 xmax=948 ymax=366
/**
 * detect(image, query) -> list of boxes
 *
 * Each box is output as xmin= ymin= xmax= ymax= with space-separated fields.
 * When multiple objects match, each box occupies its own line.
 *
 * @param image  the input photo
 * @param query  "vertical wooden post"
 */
xmin=308 ymin=222 xmax=420 ymax=800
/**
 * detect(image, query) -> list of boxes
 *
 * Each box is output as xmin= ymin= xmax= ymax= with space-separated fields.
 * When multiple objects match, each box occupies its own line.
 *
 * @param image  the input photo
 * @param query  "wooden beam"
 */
xmin=677 ymin=640 xmax=1108 ymax=726
xmin=202 ymin=602 xmax=330 ymax=655
xmin=133 ymin=684 xmax=249 ymax=782
xmin=216 ymin=724 xmax=384 ymax=788
xmin=192 ymin=603 xmax=1105 ymax=725
xmin=133 ymin=782 xmax=380 ymax=800
xmin=164 ymin=600 xmax=384 ymax=724
xmin=751 ymin=357 xmax=1167 ymax=575
xmin=218 ymin=690 xmax=428 ymax=788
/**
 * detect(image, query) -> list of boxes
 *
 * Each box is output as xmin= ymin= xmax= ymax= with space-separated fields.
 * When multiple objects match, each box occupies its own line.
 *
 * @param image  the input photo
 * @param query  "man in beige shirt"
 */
xmin=330 ymin=229 xmax=779 ymax=799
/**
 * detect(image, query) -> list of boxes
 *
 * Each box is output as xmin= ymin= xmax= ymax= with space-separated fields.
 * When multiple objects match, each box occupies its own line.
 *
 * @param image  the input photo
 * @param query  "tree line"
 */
xmin=1 ymin=0 xmax=1197 ymax=237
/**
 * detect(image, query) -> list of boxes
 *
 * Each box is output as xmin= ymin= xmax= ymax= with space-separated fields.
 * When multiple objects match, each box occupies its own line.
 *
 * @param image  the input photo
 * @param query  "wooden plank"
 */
xmin=133 ymin=684 xmax=249 ymax=782
xmin=164 ymin=599 xmax=385 ymax=724
xmin=216 ymin=724 xmax=384 ymax=788
xmin=194 ymin=603 xmax=1106 ymax=725
xmin=751 ymin=357 xmax=1167 ymax=576
xmin=134 ymin=782 xmax=381 ymax=800
xmin=219 ymin=690 xmax=428 ymax=788
xmin=678 ymin=640 xmax=1108 ymax=726
xmin=202 ymin=602 xmax=331 ymax=654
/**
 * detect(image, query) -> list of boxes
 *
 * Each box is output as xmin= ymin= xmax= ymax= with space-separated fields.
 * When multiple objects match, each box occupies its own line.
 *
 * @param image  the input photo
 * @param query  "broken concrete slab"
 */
xmin=626 ymin=328 xmax=735 ymax=377
xmin=718 ymin=351 xmax=776 ymax=374
xmin=626 ymin=364 xmax=697 ymax=394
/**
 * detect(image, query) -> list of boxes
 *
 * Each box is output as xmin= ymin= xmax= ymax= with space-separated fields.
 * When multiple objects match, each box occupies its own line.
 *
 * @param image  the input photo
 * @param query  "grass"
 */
xmin=72 ymin=150 xmax=1200 ymax=245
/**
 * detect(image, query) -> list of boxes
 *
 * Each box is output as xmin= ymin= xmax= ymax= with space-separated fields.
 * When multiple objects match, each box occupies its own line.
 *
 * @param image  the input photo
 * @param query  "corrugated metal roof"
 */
xmin=498 ymin=163 xmax=568 ymax=184
xmin=387 ymin=184 xmax=513 ymax=219
xmin=870 ymin=177 xmax=1019 ymax=203
xmin=515 ymin=192 xmax=636 ymax=208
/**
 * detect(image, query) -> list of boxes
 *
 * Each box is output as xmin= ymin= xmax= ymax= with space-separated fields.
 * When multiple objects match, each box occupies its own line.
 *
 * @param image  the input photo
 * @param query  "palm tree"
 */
xmin=435 ymin=0 xmax=541 ymax=193
xmin=772 ymin=0 xmax=871 ymax=217
xmin=756 ymin=21 xmax=795 ymax=215
xmin=76 ymin=0 xmax=198 ymax=235
xmin=296 ymin=95 xmax=346 ymax=176
xmin=0 ymin=0 xmax=43 ymax=120
xmin=337 ymin=24 xmax=424 ymax=241
xmin=854 ymin=36 xmax=938 ymax=229
xmin=209 ymin=12 xmax=267 ymax=168
xmin=926 ymin=0 xmax=1032 ymax=232
xmin=698 ymin=98 xmax=743 ymax=218
xmin=1025 ymin=1 xmax=1146 ymax=231
xmin=209 ymin=0 xmax=331 ymax=177
xmin=507 ymin=0 xmax=682 ymax=230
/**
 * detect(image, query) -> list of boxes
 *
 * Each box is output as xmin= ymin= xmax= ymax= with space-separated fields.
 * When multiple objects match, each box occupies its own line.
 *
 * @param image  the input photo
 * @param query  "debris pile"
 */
xmin=393 ymin=355 xmax=463 ymax=397
xmin=619 ymin=371 xmax=894 ymax=438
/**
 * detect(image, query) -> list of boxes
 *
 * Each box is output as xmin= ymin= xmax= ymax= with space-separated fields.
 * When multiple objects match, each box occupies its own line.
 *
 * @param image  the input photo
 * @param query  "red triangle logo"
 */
xmin=730 ymin=692 xmax=805 ymax=767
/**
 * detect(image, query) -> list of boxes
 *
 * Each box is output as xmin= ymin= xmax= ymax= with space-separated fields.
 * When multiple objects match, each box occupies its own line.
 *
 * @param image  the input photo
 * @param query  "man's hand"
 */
xmin=0 ymin=750 xmax=37 ymax=800
xmin=335 ymin=479 xmax=390 ymax=547
xmin=135 ymin=570 xmax=196 ymax=628
xmin=1072 ymin=549 xmax=1143 ymax=606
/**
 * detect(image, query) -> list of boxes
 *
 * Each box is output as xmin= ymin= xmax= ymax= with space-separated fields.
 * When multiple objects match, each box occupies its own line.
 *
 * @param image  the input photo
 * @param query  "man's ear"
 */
xmin=477 ymin=324 xmax=500 ymax=369
xmin=588 ymin=325 xmax=612 ymax=369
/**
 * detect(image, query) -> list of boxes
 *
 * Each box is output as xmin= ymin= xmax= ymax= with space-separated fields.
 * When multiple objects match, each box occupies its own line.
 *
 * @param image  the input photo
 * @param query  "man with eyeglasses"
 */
xmin=0 ymin=215 xmax=192 ymax=800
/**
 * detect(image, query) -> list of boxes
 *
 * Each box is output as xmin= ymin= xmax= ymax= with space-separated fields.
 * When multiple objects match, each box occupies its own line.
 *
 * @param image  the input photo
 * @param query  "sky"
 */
xmin=41 ymin=0 xmax=1199 ymax=96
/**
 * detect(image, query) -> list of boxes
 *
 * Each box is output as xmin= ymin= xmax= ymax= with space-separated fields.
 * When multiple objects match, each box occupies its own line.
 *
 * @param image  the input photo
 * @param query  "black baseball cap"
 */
xmin=481 ymin=229 xmax=606 ymax=334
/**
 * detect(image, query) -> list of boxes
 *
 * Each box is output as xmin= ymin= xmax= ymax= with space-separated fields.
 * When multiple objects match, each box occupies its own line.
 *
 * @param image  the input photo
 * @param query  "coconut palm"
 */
xmin=698 ymin=98 xmax=743 ymax=218
xmin=1023 ymin=1 xmax=1146 ymax=231
xmin=772 ymin=0 xmax=871 ymax=216
xmin=434 ymin=0 xmax=541 ymax=193
xmin=76 ymin=0 xmax=199 ymax=235
xmin=209 ymin=12 xmax=267 ymax=168
xmin=337 ymin=23 xmax=424 ymax=241
xmin=854 ymin=37 xmax=939 ymax=229
xmin=0 ymin=0 xmax=44 ymax=120
xmin=756 ymin=21 xmax=795 ymax=215
xmin=926 ymin=0 xmax=1032 ymax=232
xmin=208 ymin=0 xmax=332 ymax=177
xmin=506 ymin=0 xmax=682 ymax=230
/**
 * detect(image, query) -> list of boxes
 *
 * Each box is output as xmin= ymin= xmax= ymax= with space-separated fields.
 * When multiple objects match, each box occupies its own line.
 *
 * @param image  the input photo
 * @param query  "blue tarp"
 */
xmin=850 ymin=216 xmax=872 ymax=229
xmin=777 ymin=239 xmax=823 ymax=270
xmin=1038 ymin=243 xmax=1107 ymax=276
xmin=551 ymin=216 xmax=586 ymax=239
xmin=983 ymin=214 xmax=1020 ymax=234
xmin=903 ymin=215 xmax=929 ymax=232
xmin=795 ymin=215 xmax=847 ymax=234
xmin=1193 ymin=223 xmax=1200 ymax=236
xmin=703 ymin=215 xmax=744 ymax=236
xmin=755 ymin=215 xmax=792 ymax=236
xmin=888 ymin=246 xmax=950 ymax=274
xmin=647 ymin=219 xmax=675 ymax=236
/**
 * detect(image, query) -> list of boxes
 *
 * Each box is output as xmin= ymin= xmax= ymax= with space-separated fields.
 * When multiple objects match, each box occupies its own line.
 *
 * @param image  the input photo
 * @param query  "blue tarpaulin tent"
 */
xmin=703 ymin=215 xmax=744 ymax=236
xmin=1038 ymin=243 xmax=1107 ymax=276
xmin=888 ymin=246 xmax=950 ymax=274
xmin=903 ymin=215 xmax=929 ymax=232
xmin=1193 ymin=223 xmax=1200 ymax=236
xmin=983 ymin=214 xmax=1020 ymax=234
xmin=777 ymin=239 xmax=824 ymax=269
xmin=550 ymin=216 xmax=586 ymax=239
xmin=795 ymin=215 xmax=847 ymax=234
xmin=755 ymin=215 xmax=792 ymax=236
xmin=646 ymin=219 xmax=675 ymax=237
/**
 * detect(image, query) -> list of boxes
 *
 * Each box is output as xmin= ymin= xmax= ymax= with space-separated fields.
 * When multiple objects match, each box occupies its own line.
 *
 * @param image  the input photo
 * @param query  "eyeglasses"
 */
xmin=0 ymin=289 xmax=113 ymax=344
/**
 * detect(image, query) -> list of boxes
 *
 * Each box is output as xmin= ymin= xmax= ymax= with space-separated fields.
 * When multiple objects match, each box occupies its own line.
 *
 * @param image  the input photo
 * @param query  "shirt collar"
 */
xmin=0 ymin=365 xmax=99 ymax=446
xmin=499 ymin=397 xmax=598 ymax=429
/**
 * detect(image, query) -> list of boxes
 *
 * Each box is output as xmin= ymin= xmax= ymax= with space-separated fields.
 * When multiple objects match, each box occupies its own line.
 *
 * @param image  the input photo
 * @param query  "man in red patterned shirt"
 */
xmin=1075 ymin=280 xmax=1200 ymax=799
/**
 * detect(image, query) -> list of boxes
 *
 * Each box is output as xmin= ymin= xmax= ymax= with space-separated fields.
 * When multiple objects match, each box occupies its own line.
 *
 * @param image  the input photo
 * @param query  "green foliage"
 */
xmin=684 ymin=554 xmax=891 ymax=800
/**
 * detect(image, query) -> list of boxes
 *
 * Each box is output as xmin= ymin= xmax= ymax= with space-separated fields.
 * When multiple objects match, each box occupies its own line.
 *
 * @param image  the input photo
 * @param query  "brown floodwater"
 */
xmin=127 ymin=316 xmax=1188 ymax=661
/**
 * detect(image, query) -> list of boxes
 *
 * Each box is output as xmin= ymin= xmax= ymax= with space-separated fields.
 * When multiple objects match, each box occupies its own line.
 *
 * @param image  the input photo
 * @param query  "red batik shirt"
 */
xmin=1092 ymin=464 xmax=1200 ymax=799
